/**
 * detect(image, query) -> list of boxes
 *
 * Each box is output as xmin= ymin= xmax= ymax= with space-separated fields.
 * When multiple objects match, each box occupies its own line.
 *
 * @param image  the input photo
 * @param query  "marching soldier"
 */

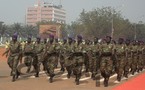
xmin=44 ymin=35 xmax=58 ymax=83
xmin=130 ymin=40 xmax=138 ymax=75
xmin=100 ymin=36 xmax=115 ymax=87
xmin=115 ymin=38 xmax=126 ymax=82
xmin=59 ymin=38 xmax=67 ymax=72
xmin=137 ymin=41 xmax=144 ymax=72
xmin=72 ymin=35 xmax=85 ymax=85
xmin=2 ymin=33 xmax=22 ymax=82
xmin=64 ymin=37 xmax=74 ymax=78
xmin=23 ymin=36 xmax=34 ymax=73
xmin=87 ymin=37 xmax=100 ymax=80
xmin=123 ymin=39 xmax=131 ymax=78
xmin=33 ymin=37 xmax=44 ymax=77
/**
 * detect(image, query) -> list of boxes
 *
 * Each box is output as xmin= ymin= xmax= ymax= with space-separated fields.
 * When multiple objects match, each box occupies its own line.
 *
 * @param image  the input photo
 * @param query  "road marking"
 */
xmin=61 ymin=77 xmax=68 ymax=80
xmin=80 ymin=77 xmax=91 ymax=81
xmin=28 ymin=76 xmax=36 ymax=79
xmin=61 ymin=73 xmax=67 ymax=76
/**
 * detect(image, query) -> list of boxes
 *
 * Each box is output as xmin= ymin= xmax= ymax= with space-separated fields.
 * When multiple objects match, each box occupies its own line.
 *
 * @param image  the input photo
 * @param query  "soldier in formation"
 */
xmin=3 ymin=34 xmax=145 ymax=87
xmin=3 ymin=33 xmax=22 ymax=82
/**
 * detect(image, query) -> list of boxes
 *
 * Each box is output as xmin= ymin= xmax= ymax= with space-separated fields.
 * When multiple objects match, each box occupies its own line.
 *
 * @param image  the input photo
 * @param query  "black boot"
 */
xmin=35 ymin=72 xmax=39 ymax=77
xmin=60 ymin=68 xmax=65 ymax=72
xmin=96 ymin=74 xmax=101 ymax=87
xmin=12 ymin=75 xmax=16 ymax=82
xmin=49 ymin=74 xmax=55 ymax=83
xmin=75 ymin=74 xmax=81 ymax=85
xmin=16 ymin=70 xmax=20 ymax=79
xmin=67 ymin=73 xmax=71 ymax=79
xmin=104 ymin=78 xmax=108 ymax=87
xmin=91 ymin=73 xmax=96 ymax=80
xmin=117 ymin=75 xmax=121 ymax=82
xmin=10 ymin=71 xmax=13 ymax=76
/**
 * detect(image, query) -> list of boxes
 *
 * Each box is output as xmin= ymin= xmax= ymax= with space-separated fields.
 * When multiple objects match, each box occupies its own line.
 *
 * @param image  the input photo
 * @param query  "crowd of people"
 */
xmin=2 ymin=33 xmax=145 ymax=87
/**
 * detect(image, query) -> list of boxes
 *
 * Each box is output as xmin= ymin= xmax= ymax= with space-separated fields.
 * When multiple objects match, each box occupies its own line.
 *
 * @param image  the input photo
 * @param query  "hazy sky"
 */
xmin=0 ymin=0 xmax=145 ymax=24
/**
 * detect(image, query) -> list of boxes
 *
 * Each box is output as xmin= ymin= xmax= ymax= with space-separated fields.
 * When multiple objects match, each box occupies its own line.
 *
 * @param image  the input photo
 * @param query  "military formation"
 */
xmin=2 ymin=33 xmax=145 ymax=87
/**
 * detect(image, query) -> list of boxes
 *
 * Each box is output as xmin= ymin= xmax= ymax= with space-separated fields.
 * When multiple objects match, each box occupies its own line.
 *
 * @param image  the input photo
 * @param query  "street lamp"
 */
xmin=134 ymin=15 xmax=144 ymax=40
xmin=111 ymin=5 xmax=124 ymax=39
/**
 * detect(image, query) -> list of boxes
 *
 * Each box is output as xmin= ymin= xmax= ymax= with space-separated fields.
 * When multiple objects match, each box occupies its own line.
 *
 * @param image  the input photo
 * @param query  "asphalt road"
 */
xmin=1 ymin=59 xmax=145 ymax=90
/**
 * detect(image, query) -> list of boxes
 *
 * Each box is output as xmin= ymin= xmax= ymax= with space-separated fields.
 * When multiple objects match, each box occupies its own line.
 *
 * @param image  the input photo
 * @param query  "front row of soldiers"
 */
xmin=3 ymin=33 xmax=145 ymax=87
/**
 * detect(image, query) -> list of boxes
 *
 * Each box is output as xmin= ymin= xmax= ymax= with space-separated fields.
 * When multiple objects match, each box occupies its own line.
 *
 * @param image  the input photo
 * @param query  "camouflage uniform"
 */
xmin=33 ymin=38 xmax=44 ymax=77
xmin=130 ymin=42 xmax=138 ymax=75
xmin=3 ymin=34 xmax=22 ymax=82
xmin=64 ymin=39 xmax=74 ymax=78
xmin=123 ymin=42 xmax=132 ymax=78
xmin=72 ymin=41 xmax=85 ymax=85
xmin=44 ymin=41 xmax=59 ymax=83
xmin=23 ymin=38 xmax=34 ymax=73
xmin=136 ymin=41 xmax=144 ymax=72
xmin=100 ymin=36 xmax=115 ymax=87
xmin=115 ymin=43 xmax=126 ymax=81
xmin=59 ymin=39 xmax=67 ymax=72
xmin=87 ymin=42 xmax=100 ymax=80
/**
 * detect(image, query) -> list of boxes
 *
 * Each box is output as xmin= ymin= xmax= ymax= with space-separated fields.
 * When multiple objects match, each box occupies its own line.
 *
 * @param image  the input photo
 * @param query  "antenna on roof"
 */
xmin=59 ymin=0 xmax=62 ymax=5
xmin=58 ymin=0 xmax=62 ymax=8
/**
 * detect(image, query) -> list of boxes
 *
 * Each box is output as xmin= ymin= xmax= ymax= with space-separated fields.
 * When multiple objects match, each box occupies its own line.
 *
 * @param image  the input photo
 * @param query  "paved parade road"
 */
xmin=0 ymin=48 xmax=145 ymax=90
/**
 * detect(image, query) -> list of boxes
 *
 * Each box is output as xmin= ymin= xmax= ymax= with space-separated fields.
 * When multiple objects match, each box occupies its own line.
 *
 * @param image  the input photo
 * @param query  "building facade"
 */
xmin=26 ymin=1 xmax=66 ymax=26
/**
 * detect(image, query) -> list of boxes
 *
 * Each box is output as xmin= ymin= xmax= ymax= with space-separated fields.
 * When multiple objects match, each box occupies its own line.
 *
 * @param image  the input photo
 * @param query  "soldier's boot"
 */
xmin=16 ymin=70 xmax=20 ymax=79
xmin=60 ymin=67 xmax=65 ymax=72
xmin=96 ymin=74 xmax=101 ymax=87
xmin=140 ymin=67 xmax=143 ymax=71
xmin=60 ymin=63 xmax=65 ymax=72
xmin=75 ymin=75 xmax=80 ymax=85
xmin=104 ymin=77 xmax=109 ymax=87
xmin=10 ymin=70 xmax=13 ymax=76
xmin=131 ymin=70 xmax=135 ymax=75
xmin=91 ymin=73 xmax=96 ymax=80
xmin=42 ymin=61 xmax=46 ymax=71
xmin=117 ymin=75 xmax=121 ymax=82
xmin=66 ymin=67 xmax=72 ymax=79
xmin=137 ymin=68 xmax=140 ymax=73
xmin=35 ymin=72 xmax=39 ymax=77
xmin=49 ymin=74 xmax=55 ymax=83
xmin=35 ymin=65 xmax=40 ymax=77
xmin=12 ymin=74 xmax=16 ymax=82
xmin=67 ymin=72 xmax=71 ymax=79
xmin=124 ymin=71 xmax=128 ymax=78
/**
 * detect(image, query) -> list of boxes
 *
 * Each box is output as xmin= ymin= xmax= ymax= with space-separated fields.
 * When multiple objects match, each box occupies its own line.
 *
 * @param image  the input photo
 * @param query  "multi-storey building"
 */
xmin=26 ymin=0 xmax=66 ymax=26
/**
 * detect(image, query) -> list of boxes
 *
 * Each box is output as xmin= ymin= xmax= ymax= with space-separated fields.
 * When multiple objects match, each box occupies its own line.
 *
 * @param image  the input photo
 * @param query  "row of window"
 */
xmin=54 ymin=14 xmax=66 ymax=18
xmin=54 ymin=10 xmax=66 ymax=15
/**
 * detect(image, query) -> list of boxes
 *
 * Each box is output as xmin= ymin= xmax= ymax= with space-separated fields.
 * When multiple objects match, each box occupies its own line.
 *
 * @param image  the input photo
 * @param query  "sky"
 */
xmin=0 ymin=0 xmax=145 ymax=24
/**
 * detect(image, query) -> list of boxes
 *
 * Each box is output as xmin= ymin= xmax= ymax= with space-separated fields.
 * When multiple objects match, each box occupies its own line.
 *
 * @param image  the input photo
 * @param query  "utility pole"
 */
xmin=111 ymin=19 xmax=114 ymax=39
xmin=134 ymin=24 xmax=137 ymax=40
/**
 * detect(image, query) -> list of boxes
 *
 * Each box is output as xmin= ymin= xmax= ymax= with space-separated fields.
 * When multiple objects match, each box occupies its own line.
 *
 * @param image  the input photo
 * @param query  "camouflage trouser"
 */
xmin=137 ymin=54 xmax=144 ymax=71
xmin=24 ymin=55 xmax=33 ymax=72
xmin=89 ymin=56 xmax=100 ymax=76
xmin=124 ymin=57 xmax=132 ymax=76
xmin=46 ymin=55 xmax=57 ymax=77
xmin=72 ymin=56 xmax=84 ymax=76
xmin=84 ymin=53 xmax=89 ymax=72
xmin=131 ymin=55 xmax=138 ymax=74
xmin=33 ymin=54 xmax=43 ymax=75
xmin=60 ymin=55 xmax=65 ymax=69
xmin=100 ymin=56 xmax=113 ymax=77
xmin=64 ymin=55 xmax=74 ymax=77
xmin=24 ymin=55 xmax=33 ymax=66
xmin=116 ymin=55 xmax=125 ymax=81
xmin=7 ymin=55 xmax=19 ymax=75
